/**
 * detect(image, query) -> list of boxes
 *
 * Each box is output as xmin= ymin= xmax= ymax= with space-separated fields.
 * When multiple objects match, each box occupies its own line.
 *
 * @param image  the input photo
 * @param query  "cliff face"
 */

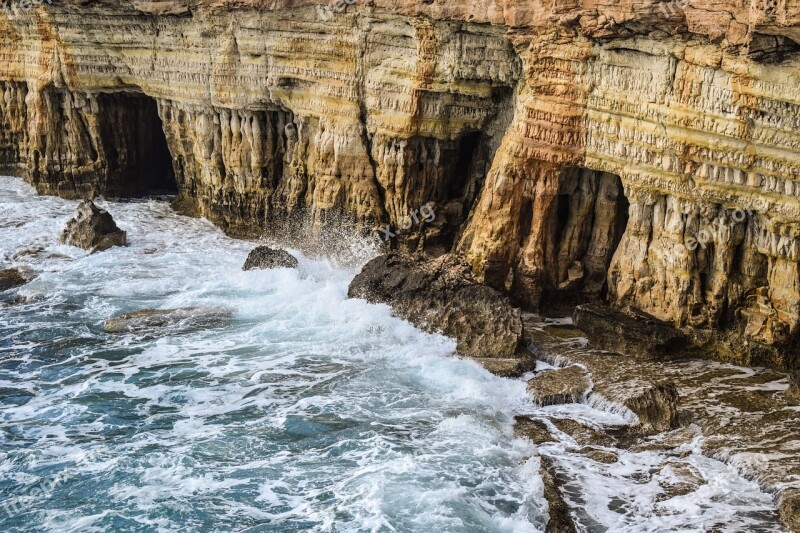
xmin=1 ymin=0 xmax=800 ymax=385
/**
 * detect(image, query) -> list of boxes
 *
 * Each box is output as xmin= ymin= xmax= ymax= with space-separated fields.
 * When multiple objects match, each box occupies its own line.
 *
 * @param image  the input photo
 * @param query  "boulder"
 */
xmin=103 ymin=307 xmax=233 ymax=334
xmin=348 ymin=253 xmax=523 ymax=359
xmin=242 ymin=246 xmax=298 ymax=270
xmin=527 ymin=365 xmax=591 ymax=406
xmin=61 ymin=200 xmax=127 ymax=253
xmin=0 ymin=268 xmax=28 ymax=292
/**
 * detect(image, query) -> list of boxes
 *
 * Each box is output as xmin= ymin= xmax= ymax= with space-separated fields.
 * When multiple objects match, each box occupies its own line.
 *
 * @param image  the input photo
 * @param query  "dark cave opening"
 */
xmin=96 ymin=92 xmax=176 ymax=197
xmin=748 ymin=33 xmax=800 ymax=63
xmin=544 ymin=167 xmax=630 ymax=307
xmin=449 ymin=131 xmax=482 ymax=198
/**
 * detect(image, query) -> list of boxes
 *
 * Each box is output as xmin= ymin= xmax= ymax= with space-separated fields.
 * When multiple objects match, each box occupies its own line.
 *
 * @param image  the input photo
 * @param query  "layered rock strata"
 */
xmin=1 ymin=2 xmax=799 ymax=384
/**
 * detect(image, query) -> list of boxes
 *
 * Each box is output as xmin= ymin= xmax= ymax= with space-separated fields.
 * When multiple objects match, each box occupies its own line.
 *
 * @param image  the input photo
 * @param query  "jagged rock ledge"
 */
xmin=523 ymin=313 xmax=800 ymax=531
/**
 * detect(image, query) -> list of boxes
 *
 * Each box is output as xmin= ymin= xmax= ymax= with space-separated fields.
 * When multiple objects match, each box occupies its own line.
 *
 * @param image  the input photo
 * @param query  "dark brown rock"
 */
xmin=0 ymin=268 xmax=28 ymax=292
xmin=242 ymin=246 xmax=298 ymax=271
xmin=573 ymin=304 xmax=693 ymax=359
xmin=348 ymin=253 xmax=523 ymax=359
xmin=60 ymin=200 xmax=127 ymax=253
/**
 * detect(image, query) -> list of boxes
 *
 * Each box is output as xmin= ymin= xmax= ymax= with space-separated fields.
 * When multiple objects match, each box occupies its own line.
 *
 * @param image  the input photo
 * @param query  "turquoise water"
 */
xmin=0 ymin=177 xmax=544 ymax=532
xmin=0 ymin=176 xmax=784 ymax=532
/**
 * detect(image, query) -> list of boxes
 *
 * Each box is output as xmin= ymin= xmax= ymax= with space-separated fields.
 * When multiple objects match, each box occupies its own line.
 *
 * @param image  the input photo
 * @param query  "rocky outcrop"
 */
xmin=242 ymin=246 xmax=298 ymax=270
xmin=103 ymin=307 xmax=233 ymax=333
xmin=60 ymin=200 xmax=127 ymax=253
xmin=0 ymin=0 xmax=796 ymax=380
xmin=349 ymin=253 xmax=524 ymax=360
xmin=0 ymin=0 xmax=798 ymax=440
xmin=573 ymin=304 xmax=694 ymax=360
xmin=0 ymin=268 xmax=28 ymax=291
xmin=539 ymin=457 xmax=578 ymax=533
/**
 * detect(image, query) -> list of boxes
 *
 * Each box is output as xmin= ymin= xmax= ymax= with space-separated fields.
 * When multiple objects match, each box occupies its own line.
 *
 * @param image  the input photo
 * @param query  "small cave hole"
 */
xmin=97 ymin=92 xmax=176 ymax=197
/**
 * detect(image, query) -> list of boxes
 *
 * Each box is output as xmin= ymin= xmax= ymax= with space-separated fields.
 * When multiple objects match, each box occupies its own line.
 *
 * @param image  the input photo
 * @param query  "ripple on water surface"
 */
xmin=0 ymin=177 xmax=544 ymax=532
xmin=0 ymin=176 xmax=786 ymax=532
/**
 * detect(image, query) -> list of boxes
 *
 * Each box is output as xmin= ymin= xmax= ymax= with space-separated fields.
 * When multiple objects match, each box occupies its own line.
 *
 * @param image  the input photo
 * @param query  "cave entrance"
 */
xmin=96 ymin=92 xmax=176 ymax=197
xmin=544 ymin=167 xmax=629 ymax=306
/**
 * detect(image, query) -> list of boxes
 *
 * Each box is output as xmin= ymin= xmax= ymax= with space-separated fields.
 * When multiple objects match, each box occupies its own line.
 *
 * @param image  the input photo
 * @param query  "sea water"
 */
xmin=0 ymin=176 xmax=783 ymax=532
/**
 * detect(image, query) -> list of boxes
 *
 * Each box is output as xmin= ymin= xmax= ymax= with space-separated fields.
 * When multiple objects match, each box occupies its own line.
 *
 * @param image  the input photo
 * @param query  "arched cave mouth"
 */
xmin=96 ymin=92 xmax=177 ymax=198
xmin=542 ymin=167 xmax=630 ymax=308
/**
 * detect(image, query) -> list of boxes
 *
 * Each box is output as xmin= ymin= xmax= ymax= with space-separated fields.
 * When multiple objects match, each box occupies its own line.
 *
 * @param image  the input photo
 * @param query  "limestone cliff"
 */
xmin=1 ymin=1 xmax=799 ymax=391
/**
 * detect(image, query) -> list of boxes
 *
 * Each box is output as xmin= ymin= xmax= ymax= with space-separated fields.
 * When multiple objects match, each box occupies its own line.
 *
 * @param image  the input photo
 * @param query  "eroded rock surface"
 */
xmin=60 ymin=200 xmax=127 ymax=253
xmin=349 ymin=253 xmax=524 ymax=360
xmin=573 ymin=304 xmax=694 ymax=360
xmin=103 ymin=307 xmax=233 ymax=334
xmin=242 ymin=246 xmax=298 ymax=271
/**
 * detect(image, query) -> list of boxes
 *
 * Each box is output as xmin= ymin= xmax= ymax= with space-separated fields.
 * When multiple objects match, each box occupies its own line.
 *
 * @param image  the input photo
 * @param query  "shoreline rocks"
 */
xmin=348 ymin=253 xmax=525 ymax=362
xmin=242 ymin=246 xmax=298 ymax=270
xmin=61 ymin=200 xmax=127 ymax=253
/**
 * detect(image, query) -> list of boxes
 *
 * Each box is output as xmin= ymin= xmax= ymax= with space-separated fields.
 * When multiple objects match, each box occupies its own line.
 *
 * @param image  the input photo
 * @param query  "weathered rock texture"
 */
xmin=1 ymin=2 xmax=800 ymax=384
xmin=348 ymin=253 xmax=524 ymax=359
xmin=242 ymin=246 xmax=298 ymax=270
xmin=60 ymin=200 xmax=127 ymax=253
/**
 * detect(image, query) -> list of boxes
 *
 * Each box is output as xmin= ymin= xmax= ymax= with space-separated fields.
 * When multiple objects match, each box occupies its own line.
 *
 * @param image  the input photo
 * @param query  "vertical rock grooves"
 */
xmin=1 ymin=2 xmax=800 ymax=390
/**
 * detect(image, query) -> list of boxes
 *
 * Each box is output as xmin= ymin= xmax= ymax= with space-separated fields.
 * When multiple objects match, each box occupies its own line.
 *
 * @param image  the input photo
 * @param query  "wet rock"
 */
xmin=618 ymin=381 xmax=680 ymax=434
xmin=527 ymin=366 xmax=591 ymax=406
xmin=348 ymin=253 xmax=523 ymax=359
xmin=779 ymin=489 xmax=800 ymax=533
xmin=514 ymin=416 xmax=557 ymax=445
xmin=0 ymin=268 xmax=28 ymax=291
xmin=103 ymin=307 xmax=233 ymax=334
xmin=656 ymin=461 xmax=705 ymax=501
xmin=473 ymin=357 xmax=530 ymax=377
xmin=573 ymin=304 xmax=693 ymax=359
xmin=242 ymin=246 xmax=298 ymax=271
xmin=540 ymin=456 xmax=577 ymax=533
xmin=60 ymin=200 xmax=127 ymax=253
xmin=551 ymin=418 xmax=617 ymax=448
xmin=579 ymin=447 xmax=619 ymax=464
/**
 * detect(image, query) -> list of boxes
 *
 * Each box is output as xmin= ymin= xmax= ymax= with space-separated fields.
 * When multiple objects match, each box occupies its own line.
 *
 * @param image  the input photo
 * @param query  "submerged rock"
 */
xmin=0 ymin=268 xmax=28 ymax=292
xmin=103 ymin=307 xmax=233 ymax=334
xmin=527 ymin=365 xmax=591 ymax=406
xmin=61 ymin=200 xmax=127 ymax=253
xmin=348 ymin=253 xmax=524 ymax=359
xmin=242 ymin=246 xmax=298 ymax=271
xmin=574 ymin=304 xmax=693 ymax=359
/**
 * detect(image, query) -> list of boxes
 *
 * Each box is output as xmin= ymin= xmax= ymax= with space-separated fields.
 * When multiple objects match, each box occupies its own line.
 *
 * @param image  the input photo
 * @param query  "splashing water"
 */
xmin=0 ymin=176 xmax=784 ymax=532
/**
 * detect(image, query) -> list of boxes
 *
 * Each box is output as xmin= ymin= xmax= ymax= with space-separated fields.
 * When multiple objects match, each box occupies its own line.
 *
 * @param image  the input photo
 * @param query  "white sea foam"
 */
xmin=0 ymin=176 xmax=784 ymax=532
